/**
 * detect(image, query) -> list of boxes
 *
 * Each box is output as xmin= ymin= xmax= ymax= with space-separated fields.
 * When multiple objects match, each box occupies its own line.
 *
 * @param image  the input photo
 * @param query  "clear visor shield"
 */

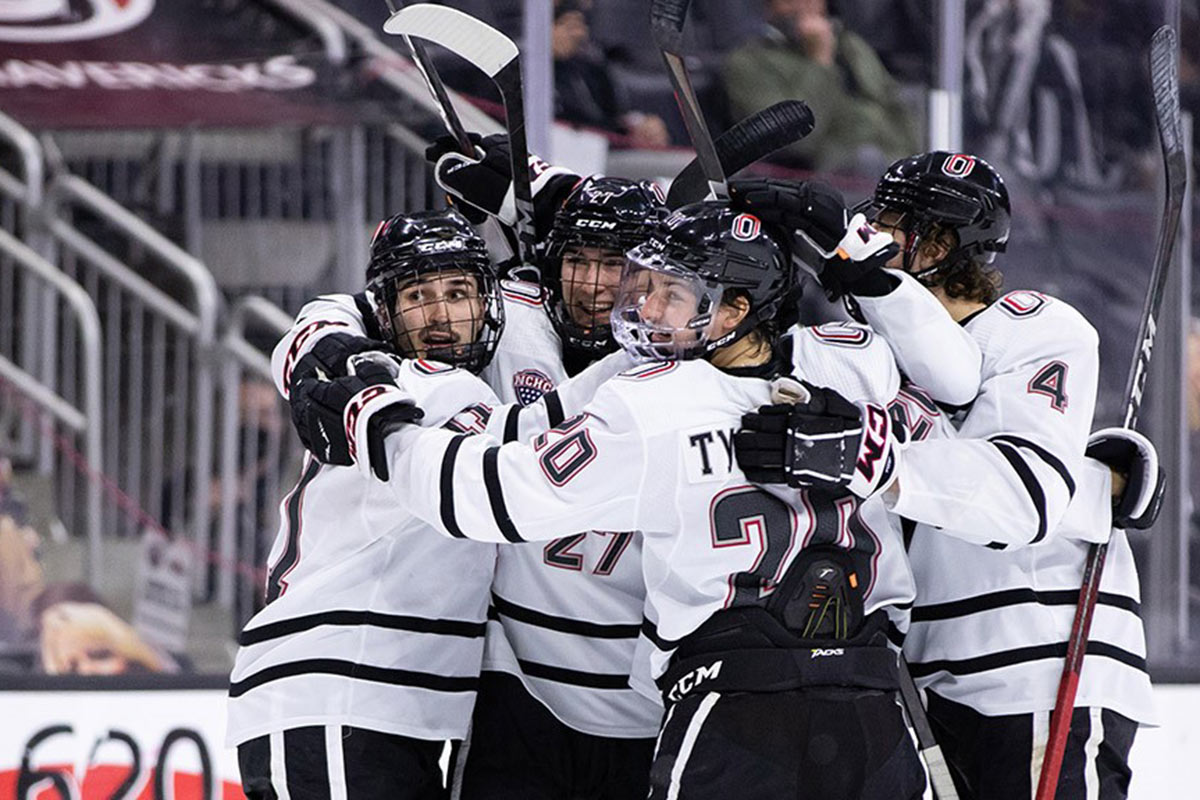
xmin=611 ymin=246 xmax=725 ymax=362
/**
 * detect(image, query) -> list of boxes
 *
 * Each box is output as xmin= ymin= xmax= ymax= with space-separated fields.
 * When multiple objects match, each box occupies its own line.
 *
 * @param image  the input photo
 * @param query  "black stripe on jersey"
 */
xmin=483 ymin=447 xmax=525 ymax=542
xmin=503 ymin=405 xmax=523 ymax=443
xmin=516 ymin=658 xmax=631 ymax=689
xmin=544 ymin=390 xmax=565 ymax=429
xmin=989 ymin=434 xmax=1076 ymax=497
xmin=886 ymin=620 xmax=906 ymax=648
xmin=641 ymin=617 xmax=683 ymax=651
xmin=907 ymin=640 xmax=1147 ymax=679
xmin=912 ymin=588 xmax=1140 ymax=622
xmin=352 ymin=292 xmax=384 ymax=340
xmin=228 ymin=658 xmax=479 ymax=698
xmin=239 ymin=610 xmax=487 ymax=646
xmin=991 ymin=441 xmax=1048 ymax=543
xmin=491 ymin=593 xmax=642 ymax=639
xmin=266 ymin=458 xmax=322 ymax=604
xmin=440 ymin=437 xmax=467 ymax=538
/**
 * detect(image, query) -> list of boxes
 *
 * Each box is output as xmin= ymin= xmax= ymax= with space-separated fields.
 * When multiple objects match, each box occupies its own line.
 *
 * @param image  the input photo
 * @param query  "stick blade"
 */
xmin=1151 ymin=26 xmax=1186 ymax=195
xmin=384 ymin=3 xmax=518 ymax=78
xmin=667 ymin=100 xmax=816 ymax=208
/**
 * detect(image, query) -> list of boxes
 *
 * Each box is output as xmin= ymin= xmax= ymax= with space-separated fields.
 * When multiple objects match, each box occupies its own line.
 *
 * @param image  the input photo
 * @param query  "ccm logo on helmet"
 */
xmin=415 ymin=239 xmax=467 ymax=254
xmin=574 ymin=219 xmax=618 ymax=230
xmin=731 ymin=213 xmax=761 ymax=241
xmin=942 ymin=154 xmax=977 ymax=177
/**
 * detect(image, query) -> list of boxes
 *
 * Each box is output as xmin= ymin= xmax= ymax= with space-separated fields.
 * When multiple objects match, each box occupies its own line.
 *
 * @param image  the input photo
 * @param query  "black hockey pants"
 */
xmin=926 ymin=691 xmax=1138 ymax=800
xmin=453 ymin=671 xmax=655 ymax=800
xmin=648 ymin=685 xmax=925 ymax=800
xmin=238 ymin=725 xmax=446 ymax=800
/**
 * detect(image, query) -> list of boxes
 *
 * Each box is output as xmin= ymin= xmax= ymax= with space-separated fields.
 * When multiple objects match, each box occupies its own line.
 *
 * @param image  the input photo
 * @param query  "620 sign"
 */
xmin=15 ymin=724 xmax=226 ymax=800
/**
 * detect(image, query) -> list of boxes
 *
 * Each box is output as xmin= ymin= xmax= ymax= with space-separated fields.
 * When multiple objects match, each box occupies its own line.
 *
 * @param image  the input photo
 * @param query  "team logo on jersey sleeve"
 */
xmin=998 ymin=291 xmax=1049 ymax=318
xmin=512 ymin=368 xmax=554 ymax=405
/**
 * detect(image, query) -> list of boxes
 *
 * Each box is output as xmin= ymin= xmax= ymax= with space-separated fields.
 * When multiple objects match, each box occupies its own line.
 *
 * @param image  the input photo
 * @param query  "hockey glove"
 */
xmin=426 ymin=133 xmax=578 ymax=234
xmin=728 ymin=180 xmax=898 ymax=298
xmin=1086 ymin=427 xmax=1166 ymax=530
xmin=287 ymin=333 xmax=390 ymax=454
xmin=290 ymin=357 xmax=423 ymax=480
xmin=817 ymin=213 xmax=901 ymax=299
xmin=735 ymin=384 xmax=899 ymax=498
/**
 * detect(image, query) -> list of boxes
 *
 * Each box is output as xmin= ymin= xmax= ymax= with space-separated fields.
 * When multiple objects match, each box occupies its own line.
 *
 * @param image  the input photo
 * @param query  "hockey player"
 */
xmin=291 ymin=200 xmax=929 ymax=800
xmin=416 ymin=133 xmax=681 ymax=798
xmin=226 ymin=209 xmax=506 ymax=800
xmin=734 ymin=154 xmax=1161 ymax=799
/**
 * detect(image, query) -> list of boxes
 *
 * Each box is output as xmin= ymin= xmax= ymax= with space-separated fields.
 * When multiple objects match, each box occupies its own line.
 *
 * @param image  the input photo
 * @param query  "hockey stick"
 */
xmin=383 ymin=0 xmax=474 ymax=154
xmin=382 ymin=0 xmax=515 ymax=262
xmin=384 ymin=4 xmax=540 ymax=281
xmin=650 ymin=0 xmax=728 ymax=199
xmin=1034 ymin=25 xmax=1186 ymax=800
xmin=665 ymin=100 xmax=816 ymax=209
xmin=898 ymin=655 xmax=960 ymax=800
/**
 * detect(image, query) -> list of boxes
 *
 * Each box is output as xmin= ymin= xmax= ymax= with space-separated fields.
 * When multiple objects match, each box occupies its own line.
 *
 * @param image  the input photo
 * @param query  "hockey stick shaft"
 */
xmin=651 ymin=0 xmax=728 ymax=199
xmin=384 ymin=0 xmax=474 ymax=155
xmin=1036 ymin=25 xmax=1185 ymax=800
xmin=385 ymin=4 xmax=539 ymax=279
xmin=898 ymin=655 xmax=960 ymax=799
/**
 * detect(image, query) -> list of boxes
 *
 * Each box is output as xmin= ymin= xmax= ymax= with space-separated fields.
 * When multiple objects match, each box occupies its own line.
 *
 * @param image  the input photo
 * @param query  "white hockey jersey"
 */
xmin=227 ymin=358 xmax=498 ymax=746
xmin=379 ymin=348 xmax=914 ymax=697
xmin=265 ymin=282 xmax=663 ymax=739
xmin=481 ymin=282 xmax=662 ymax=739
xmin=875 ymin=290 xmax=1153 ymax=722
xmin=852 ymin=269 xmax=983 ymax=406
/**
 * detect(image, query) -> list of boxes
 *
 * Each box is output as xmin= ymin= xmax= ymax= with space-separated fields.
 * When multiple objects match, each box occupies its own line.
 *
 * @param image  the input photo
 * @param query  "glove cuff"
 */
xmin=344 ymin=384 xmax=411 ymax=479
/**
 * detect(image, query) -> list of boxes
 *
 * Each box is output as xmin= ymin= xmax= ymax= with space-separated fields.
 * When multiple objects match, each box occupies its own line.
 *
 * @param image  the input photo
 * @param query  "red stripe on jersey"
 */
xmin=502 ymin=289 xmax=544 ymax=307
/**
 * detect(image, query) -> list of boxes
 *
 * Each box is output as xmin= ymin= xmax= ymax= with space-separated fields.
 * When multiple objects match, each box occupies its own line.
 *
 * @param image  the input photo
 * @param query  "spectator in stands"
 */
xmin=721 ymin=0 xmax=919 ymax=172
xmin=36 ymin=587 xmax=175 ymax=675
xmin=0 ymin=512 xmax=42 ymax=645
xmin=553 ymin=0 xmax=671 ymax=148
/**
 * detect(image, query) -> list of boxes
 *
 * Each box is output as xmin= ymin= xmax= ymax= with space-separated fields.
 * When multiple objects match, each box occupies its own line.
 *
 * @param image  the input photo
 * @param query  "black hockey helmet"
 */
xmin=613 ymin=201 xmax=797 ymax=362
xmin=543 ymin=176 xmax=668 ymax=355
xmin=366 ymin=209 xmax=504 ymax=373
xmin=864 ymin=151 xmax=1010 ymax=283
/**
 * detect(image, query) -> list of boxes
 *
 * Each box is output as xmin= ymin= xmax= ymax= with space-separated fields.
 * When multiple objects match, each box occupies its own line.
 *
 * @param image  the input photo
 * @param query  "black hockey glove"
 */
xmin=729 ymin=178 xmax=849 ymax=253
xmin=729 ymin=179 xmax=898 ymax=299
xmin=290 ymin=356 xmax=424 ymax=481
xmin=1085 ymin=427 xmax=1166 ymax=530
xmin=735 ymin=381 xmax=899 ymax=498
xmin=426 ymin=132 xmax=578 ymax=234
xmin=287 ymin=333 xmax=390 ymax=455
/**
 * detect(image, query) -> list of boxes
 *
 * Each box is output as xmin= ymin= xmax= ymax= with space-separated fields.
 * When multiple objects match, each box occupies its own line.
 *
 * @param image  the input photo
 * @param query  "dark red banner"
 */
xmin=0 ymin=0 xmax=382 ymax=127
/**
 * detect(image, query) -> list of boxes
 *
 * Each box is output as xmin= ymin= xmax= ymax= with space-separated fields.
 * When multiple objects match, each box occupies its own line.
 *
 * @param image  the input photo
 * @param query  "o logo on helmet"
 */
xmin=731 ymin=213 xmax=761 ymax=241
xmin=942 ymin=154 xmax=977 ymax=178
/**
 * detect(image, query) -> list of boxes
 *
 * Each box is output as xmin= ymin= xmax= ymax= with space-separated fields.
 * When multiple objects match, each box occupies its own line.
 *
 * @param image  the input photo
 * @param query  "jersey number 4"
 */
xmin=1028 ymin=361 xmax=1069 ymax=412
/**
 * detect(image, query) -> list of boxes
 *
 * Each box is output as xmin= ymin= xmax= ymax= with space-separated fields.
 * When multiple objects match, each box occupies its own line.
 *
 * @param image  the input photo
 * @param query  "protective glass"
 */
xmin=611 ymin=243 xmax=726 ymax=362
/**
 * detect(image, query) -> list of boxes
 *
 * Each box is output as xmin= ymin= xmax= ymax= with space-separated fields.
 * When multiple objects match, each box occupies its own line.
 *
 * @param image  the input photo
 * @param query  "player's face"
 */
xmin=633 ymin=268 xmax=706 ymax=344
xmin=561 ymin=245 xmax=625 ymax=332
xmin=391 ymin=269 xmax=484 ymax=361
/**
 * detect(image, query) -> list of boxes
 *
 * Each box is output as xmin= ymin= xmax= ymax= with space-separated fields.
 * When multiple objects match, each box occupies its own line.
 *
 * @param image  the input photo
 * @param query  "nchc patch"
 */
xmin=513 ymin=368 xmax=554 ymax=406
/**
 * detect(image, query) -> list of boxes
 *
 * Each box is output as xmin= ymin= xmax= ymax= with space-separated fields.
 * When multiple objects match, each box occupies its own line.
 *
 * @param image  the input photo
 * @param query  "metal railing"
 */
xmin=45 ymin=174 xmax=219 ymax=598
xmin=0 ymin=228 xmax=103 ymax=586
xmin=0 ymin=110 xmax=49 ymax=465
xmin=217 ymin=295 xmax=300 ymax=623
